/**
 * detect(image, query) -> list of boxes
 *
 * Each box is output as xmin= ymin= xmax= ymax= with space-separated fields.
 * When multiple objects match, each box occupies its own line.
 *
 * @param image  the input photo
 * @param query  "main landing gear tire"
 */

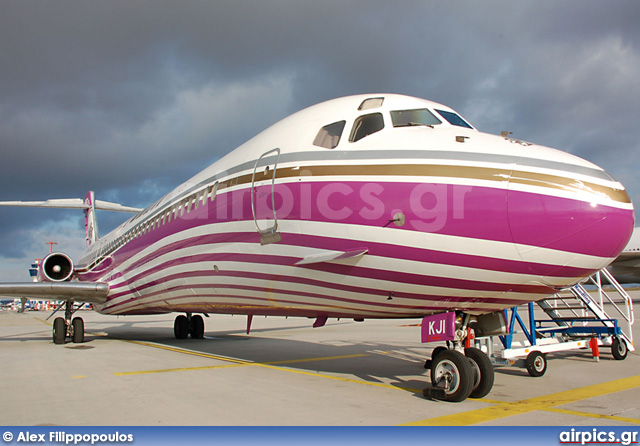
xmin=464 ymin=347 xmax=495 ymax=399
xmin=72 ymin=317 xmax=85 ymax=344
xmin=526 ymin=351 xmax=547 ymax=377
xmin=191 ymin=315 xmax=205 ymax=339
xmin=611 ymin=337 xmax=628 ymax=360
xmin=174 ymin=315 xmax=189 ymax=339
xmin=428 ymin=350 xmax=474 ymax=402
xmin=174 ymin=314 xmax=206 ymax=339
xmin=53 ymin=317 xmax=66 ymax=345
xmin=52 ymin=316 xmax=85 ymax=344
xmin=52 ymin=301 xmax=85 ymax=345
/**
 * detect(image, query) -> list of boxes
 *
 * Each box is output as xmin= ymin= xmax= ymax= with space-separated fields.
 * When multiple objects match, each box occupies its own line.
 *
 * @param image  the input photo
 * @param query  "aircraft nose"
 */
xmin=506 ymin=161 xmax=635 ymax=278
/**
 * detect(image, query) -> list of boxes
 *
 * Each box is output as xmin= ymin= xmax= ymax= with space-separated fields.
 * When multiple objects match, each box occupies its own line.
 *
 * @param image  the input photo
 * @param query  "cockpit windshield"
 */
xmin=435 ymin=109 xmax=473 ymax=129
xmin=391 ymin=109 xmax=442 ymax=127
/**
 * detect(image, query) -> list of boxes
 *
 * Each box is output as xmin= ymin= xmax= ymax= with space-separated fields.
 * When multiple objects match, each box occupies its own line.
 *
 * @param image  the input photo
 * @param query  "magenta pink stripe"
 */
xmin=105 ymin=231 xmax=592 ymax=282
xmin=105 ymin=250 xmax=555 ymax=300
xmin=107 ymin=293 xmax=513 ymax=317
xmin=507 ymin=189 xmax=634 ymax=258
xmin=104 ymin=282 xmax=532 ymax=317
xmin=77 ymin=177 xmax=632 ymax=319
xmin=82 ymin=180 xmax=633 ymax=279
xmin=105 ymin=265 xmax=549 ymax=311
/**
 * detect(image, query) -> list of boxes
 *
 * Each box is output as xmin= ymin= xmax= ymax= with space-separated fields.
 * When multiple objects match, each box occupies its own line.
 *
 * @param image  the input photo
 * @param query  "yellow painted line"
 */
xmin=115 ymin=354 xmax=370 ymax=376
xmin=402 ymin=375 xmax=640 ymax=426
xmin=472 ymin=398 xmax=506 ymax=405
xmin=118 ymin=339 xmax=368 ymax=371
xmin=72 ymin=375 xmax=86 ymax=379
xmin=255 ymin=362 xmax=421 ymax=393
xmin=264 ymin=354 xmax=370 ymax=366
xmin=114 ymin=356 xmax=368 ymax=376
xmin=256 ymin=364 xmax=422 ymax=393
xmin=119 ymin=339 xmax=420 ymax=392
xmin=115 ymin=363 xmax=243 ymax=376
xmin=123 ymin=340 xmax=248 ymax=364
xmin=544 ymin=407 xmax=640 ymax=425
xmin=124 ymin=340 xmax=370 ymax=366
xmin=34 ymin=317 xmax=52 ymax=326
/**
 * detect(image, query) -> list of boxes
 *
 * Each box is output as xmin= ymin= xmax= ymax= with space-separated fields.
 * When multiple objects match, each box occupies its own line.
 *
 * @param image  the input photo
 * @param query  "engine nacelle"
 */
xmin=39 ymin=252 xmax=74 ymax=282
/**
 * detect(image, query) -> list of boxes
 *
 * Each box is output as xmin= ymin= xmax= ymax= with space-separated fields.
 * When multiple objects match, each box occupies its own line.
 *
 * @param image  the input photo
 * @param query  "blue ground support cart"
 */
xmin=479 ymin=269 xmax=634 ymax=376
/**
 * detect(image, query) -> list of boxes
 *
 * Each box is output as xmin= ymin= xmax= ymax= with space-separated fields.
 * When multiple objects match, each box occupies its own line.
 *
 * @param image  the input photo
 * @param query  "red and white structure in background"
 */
xmin=16 ymin=242 xmax=61 ymax=311
xmin=4 ymin=242 xmax=89 ymax=312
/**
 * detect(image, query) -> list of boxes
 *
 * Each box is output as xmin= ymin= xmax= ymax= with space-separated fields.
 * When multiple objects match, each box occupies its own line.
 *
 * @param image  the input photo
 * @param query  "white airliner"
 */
xmin=609 ymin=226 xmax=640 ymax=283
xmin=0 ymin=94 xmax=634 ymax=402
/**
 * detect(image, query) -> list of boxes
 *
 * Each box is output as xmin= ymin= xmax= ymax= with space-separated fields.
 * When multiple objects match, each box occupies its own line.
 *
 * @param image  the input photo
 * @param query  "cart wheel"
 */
xmin=611 ymin=337 xmax=628 ymax=360
xmin=525 ymin=351 xmax=547 ymax=377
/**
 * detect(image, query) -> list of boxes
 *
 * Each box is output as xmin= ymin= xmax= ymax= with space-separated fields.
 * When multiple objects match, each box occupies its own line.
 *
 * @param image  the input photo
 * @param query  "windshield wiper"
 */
xmin=405 ymin=122 xmax=434 ymax=128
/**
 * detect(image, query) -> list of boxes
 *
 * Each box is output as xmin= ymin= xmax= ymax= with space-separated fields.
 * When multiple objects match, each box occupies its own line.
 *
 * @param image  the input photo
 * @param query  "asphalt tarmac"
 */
xmin=1 ymin=294 xmax=638 ymax=426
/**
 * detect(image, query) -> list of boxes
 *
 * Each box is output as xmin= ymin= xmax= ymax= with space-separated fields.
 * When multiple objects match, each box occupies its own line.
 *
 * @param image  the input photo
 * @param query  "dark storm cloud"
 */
xmin=1 ymin=0 xmax=639 ymax=279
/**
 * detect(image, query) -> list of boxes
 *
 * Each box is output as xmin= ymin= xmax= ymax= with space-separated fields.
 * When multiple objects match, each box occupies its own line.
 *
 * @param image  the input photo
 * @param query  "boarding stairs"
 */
xmin=534 ymin=268 xmax=634 ymax=351
xmin=485 ymin=269 xmax=635 ymax=375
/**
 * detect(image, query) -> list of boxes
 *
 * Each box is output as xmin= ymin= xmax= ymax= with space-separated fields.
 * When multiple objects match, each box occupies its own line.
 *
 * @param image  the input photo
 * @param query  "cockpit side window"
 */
xmin=349 ymin=113 xmax=384 ymax=143
xmin=391 ymin=109 xmax=442 ymax=127
xmin=435 ymin=109 xmax=473 ymax=129
xmin=313 ymin=120 xmax=346 ymax=149
xmin=358 ymin=97 xmax=384 ymax=110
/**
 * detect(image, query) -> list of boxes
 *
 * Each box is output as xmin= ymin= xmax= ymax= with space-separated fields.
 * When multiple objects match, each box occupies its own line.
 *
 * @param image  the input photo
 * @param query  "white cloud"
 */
xmin=125 ymin=73 xmax=296 ymax=158
xmin=0 ymin=217 xmax=85 ymax=281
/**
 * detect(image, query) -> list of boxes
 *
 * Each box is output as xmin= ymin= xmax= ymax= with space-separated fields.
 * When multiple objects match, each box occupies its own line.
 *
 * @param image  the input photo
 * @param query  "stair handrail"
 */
xmin=585 ymin=269 xmax=634 ymax=344
xmin=587 ymin=270 xmax=634 ymax=326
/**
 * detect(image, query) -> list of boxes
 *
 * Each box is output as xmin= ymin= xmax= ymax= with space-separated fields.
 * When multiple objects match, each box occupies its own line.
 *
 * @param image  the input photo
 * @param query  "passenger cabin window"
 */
xmin=313 ymin=120 xmax=346 ymax=149
xmin=391 ymin=109 xmax=442 ymax=127
xmin=349 ymin=113 xmax=384 ymax=142
xmin=435 ymin=109 xmax=473 ymax=129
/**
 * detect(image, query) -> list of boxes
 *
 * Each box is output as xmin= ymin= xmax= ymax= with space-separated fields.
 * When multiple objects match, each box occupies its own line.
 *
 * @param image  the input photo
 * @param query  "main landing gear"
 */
xmin=52 ymin=301 xmax=84 ymax=345
xmin=173 ymin=313 xmax=205 ymax=339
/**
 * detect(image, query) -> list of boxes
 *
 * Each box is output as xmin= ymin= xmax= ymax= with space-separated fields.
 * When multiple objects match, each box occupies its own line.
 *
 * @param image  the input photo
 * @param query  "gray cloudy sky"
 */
xmin=1 ymin=1 xmax=639 ymax=280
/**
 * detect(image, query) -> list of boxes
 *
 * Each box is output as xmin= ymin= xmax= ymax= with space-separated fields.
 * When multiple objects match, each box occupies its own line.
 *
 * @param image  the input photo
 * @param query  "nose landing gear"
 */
xmin=423 ymin=313 xmax=496 ymax=402
xmin=428 ymin=350 xmax=474 ymax=402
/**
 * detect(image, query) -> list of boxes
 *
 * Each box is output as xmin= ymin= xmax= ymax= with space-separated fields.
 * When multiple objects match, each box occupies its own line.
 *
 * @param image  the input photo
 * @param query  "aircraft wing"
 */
xmin=611 ymin=251 xmax=640 ymax=267
xmin=607 ymin=252 xmax=640 ymax=283
xmin=0 ymin=282 xmax=109 ymax=304
xmin=0 ymin=198 xmax=141 ymax=213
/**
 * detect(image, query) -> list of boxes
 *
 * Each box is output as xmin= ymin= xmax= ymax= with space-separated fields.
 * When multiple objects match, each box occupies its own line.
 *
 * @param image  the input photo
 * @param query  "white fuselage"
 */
xmin=70 ymin=94 xmax=633 ymax=318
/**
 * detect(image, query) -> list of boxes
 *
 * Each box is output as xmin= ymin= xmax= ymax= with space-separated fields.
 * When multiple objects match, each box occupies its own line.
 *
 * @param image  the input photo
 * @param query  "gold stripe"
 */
xmin=402 ymin=374 xmax=640 ymax=426
xmin=510 ymin=171 xmax=630 ymax=204
xmin=214 ymin=163 xmax=629 ymax=205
